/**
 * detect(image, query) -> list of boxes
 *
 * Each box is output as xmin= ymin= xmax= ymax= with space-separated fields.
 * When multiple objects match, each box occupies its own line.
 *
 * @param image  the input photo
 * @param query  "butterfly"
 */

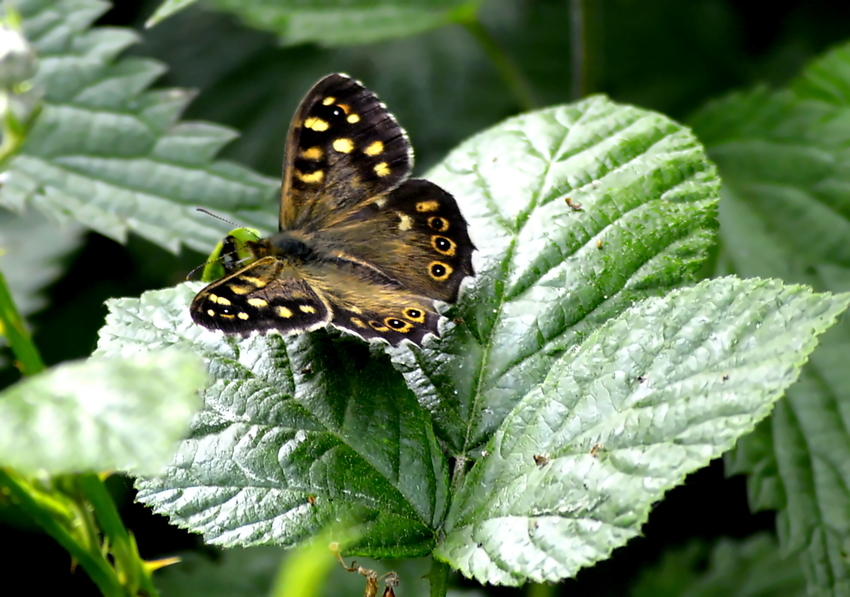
xmin=190 ymin=73 xmax=475 ymax=347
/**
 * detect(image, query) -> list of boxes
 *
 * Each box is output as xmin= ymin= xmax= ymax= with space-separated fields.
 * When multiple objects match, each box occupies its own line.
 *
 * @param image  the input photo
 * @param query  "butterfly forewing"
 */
xmin=280 ymin=74 xmax=412 ymax=231
xmin=190 ymin=256 xmax=331 ymax=335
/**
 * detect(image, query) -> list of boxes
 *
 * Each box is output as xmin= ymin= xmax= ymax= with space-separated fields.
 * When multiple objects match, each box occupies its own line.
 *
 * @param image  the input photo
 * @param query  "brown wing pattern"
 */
xmin=279 ymin=74 xmax=412 ymax=231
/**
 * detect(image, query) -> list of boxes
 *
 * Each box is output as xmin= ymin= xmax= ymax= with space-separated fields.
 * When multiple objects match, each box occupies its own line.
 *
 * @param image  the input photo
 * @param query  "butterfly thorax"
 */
xmin=261 ymin=231 xmax=319 ymax=263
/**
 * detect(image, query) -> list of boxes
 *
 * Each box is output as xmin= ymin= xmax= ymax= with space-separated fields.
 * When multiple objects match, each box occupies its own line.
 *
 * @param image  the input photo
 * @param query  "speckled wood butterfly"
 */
xmin=190 ymin=73 xmax=475 ymax=346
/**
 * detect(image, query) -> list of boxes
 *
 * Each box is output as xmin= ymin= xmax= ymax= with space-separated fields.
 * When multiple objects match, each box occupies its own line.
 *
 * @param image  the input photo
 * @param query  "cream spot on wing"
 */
xmin=374 ymin=162 xmax=390 ymax=177
xmin=210 ymin=294 xmax=231 ymax=306
xmin=332 ymin=138 xmax=354 ymax=153
xmin=416 ymin=200 xmax=439 ymax=212
xmin=237 ymin=312 xmax=250 ymax=320
xmin=300 ymin=305 xmax=317 ymax=314
xmin=240 ymin=276 xmax=267 ymax=288
xmin=207 ymin=309 xmax=215 ymax=317
xmin=351 ymin=317 xmax=366 ymax=328
xmin=301 ymin=146 xmax=323 ymax=160
xmin=397 ymin=212 xmax=413 ymax=231
xmin=296 ymin=169 xmax=324 ymax=183
xmin=347 ymin=113 xmax=360 ymax=124
xmin=229 ymin=284 xmax=253 ymax=295
xmin=247 ymin=298 xmax=268 ymax=308
xmin=322 ymin=96 xmax=335 ymax=105
xmin=364 ymin=141 xmax=384 ymax=156
xmin=304 ymin=117 xmax=329 ymax=131
xmin=277 ymin=306 xmax=293 ymax=318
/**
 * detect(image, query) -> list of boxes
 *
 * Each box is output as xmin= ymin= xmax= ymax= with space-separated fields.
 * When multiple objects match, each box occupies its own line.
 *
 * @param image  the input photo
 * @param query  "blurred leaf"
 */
xmin=0 ymin=349 xmax=205 ymax=475
xmin=632 ymin=535 xmax=806 ymax=597
xmin=205 ymin=0 xmax=481 ymax=47
xmin=98 ymin=283 xmax=449 ymax=556
xmin=147 ymin=0 xmax=198 ymax=27
xmin=0 ymin=0 xmax=278 ymax=254
xmin=135 ymin=5 xmax=516 ymax=178
xmin=0 ymin=206 xmax=84 ymax=317
xmin=435 ymin=278 xmax=849 ymax=585
xmin=691 ymin=41 xmax=850 ymax=597
xmin=154 ymin=546 xmax=284 ymax=597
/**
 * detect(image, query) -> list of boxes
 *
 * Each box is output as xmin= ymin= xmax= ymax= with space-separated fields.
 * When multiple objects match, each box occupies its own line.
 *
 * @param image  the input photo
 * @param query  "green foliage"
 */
xmin=2 ymin=0 xmax=850 ymax=596
xmin=691 ymin=42 xmax=850 ymax=597
xmin=0 ymin=349 xmax=204 ymax=475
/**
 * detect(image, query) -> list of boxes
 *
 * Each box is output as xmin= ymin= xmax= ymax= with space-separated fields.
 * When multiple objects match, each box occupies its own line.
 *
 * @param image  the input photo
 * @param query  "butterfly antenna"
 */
xmin=185 ymin=260 xmax=211 ymax=281
xmin=195 ymin=208 xmax=262 ymax=241
xmin=196 ymin=207 xmax=238 ymax=227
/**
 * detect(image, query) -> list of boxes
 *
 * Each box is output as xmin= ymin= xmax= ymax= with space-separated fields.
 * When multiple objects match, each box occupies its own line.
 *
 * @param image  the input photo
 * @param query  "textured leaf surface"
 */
xmin=97 ymin=284 xmax=449 ymax=555
xmin=434 ymin=278 xmax=850 ymax=585
xmin=392 ymin=96 xmax=720 ymax=454
xmin=95 ymin=96 xmax=721 ymax=563
xmin=0 ymin=350 xmax=205 ymax=475
xmin=691 ymin=41 xmax=850 ymax=596
xmin=206 ymin=0 xmax=479 ymax=46
xmin=1 ymin=0 xmax=278 ymax=254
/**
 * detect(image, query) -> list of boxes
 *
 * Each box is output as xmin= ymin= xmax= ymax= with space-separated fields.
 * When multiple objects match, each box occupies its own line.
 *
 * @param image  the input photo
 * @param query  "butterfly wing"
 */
xmin=279 ymin=73 xmax=412 ymax=231
xmin=302 ymin=178 xmax=475 ymax=303
xmin=297 ymin=261 xmax=442 ymax=346
xmin=190 ymin=257 xmax=331 ymax=335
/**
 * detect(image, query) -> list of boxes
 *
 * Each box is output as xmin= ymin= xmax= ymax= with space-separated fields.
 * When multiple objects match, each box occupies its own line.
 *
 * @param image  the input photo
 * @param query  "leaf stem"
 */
xmin=0 ymin=469 xmax=124 ymax=597
xmin=463 ymin=18 xmax=536 ymax=112
xmin=428 ymin=556 xmax=450 ymax=597
xmin=569 ymin=0 xmax=599 ymax=98
xmin=527 ymin=582 xmax=556 ymax=597
xmin=78 ymin=474 xmax=161 ymax=597
xmin=0 ymin=268 xmax=45 ymax=375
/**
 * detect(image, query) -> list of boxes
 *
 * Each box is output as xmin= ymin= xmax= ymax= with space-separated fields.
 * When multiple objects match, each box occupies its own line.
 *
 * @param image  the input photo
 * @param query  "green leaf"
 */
xmin=691 ymin=41 xmax=850 ymax=597
xmin=94 ymin=96 xmax=722 ymax=567
xmin=205 ymin=0 xmax=481 ymax=47
xmin=434 ymin=278 xmax=850 ymax=585
xmin=0 ymin=206 xmax=84 ymax=316
xmin=1 ymin=0 xmax=278 ymax=254
xmin=392 ymin=96 xmax=719 ymax=454
xmin=97 ymin=284 xmax=449 ymax=555
xmin=0 ymin=349 xmax=205 ymax=475
xmin=147 ymin=0 xmax=199 ymax=27
xmin=138 ymin=5 xmax=516 ymax=177
xmin=632 ymin=535 xmax=806 ymax=597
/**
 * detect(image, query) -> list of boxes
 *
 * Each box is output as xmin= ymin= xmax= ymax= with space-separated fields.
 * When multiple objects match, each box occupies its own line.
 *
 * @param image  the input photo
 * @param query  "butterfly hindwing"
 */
xmin=190 ymin=255 xmax=331 ymax=336
xmin=309 ymin=178 xmax=475 ymax=303
xmin=280 ymin=74 xmax=412 ymax=230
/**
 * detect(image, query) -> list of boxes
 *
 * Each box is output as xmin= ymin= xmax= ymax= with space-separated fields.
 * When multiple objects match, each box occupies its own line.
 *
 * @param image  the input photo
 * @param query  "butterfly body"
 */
xmin=191 ymin=74 xmax=474 ymax=346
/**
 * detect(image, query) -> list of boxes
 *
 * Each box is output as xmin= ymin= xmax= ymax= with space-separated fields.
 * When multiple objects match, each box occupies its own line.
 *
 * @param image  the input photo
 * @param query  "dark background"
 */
xmin=2 ymin=0 xmax=847 ymax=594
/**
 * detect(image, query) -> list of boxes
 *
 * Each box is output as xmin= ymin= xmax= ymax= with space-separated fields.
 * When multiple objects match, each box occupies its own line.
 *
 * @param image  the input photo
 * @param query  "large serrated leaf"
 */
xmin=93 ymin=95 xmax=723 ymax=563
xmin=0 ymin=349 xmax=205 ymax=476
xmin=434 ymin=278 xmax=850 ymax=585
xmin=691 ymin=40 xmax=850 ymax=597
xmin=1 ymin=0 xmax=278 ymax=254
xmin=96 ymin=284 xmax=449 ymax=555
xmin=392 ymin=96 xmax=719 ymax=454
